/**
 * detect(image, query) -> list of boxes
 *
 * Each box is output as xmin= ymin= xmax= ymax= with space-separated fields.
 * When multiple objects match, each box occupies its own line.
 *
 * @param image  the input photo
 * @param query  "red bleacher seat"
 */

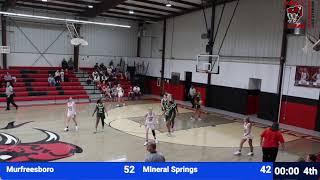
xmin=0 ymin=67 xmax=88 ymax=103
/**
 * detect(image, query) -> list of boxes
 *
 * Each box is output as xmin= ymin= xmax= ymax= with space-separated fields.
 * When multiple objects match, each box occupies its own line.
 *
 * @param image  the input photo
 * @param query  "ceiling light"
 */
xmin=42 ymin=0 xmax=48 ymax=2
xmin=88 ymin=5 xmax=93 ymax=8
xmin=0 ymin=11 xmax=131 ymax=28
xmin=129 ymin=10 xmax=134 ymax=14
xmin=165 ymin=1 xmax=172 ymax=7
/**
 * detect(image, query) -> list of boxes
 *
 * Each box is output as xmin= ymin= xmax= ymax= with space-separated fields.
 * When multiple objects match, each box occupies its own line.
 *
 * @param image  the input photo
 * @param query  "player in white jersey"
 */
xmin=142 ymin=107 xmax=158 ymax=146
xmin=64 ymin=97 xmax=78 ymax=132
xmin=234 ymin=117 xmax=254 ymax=156
xmin=116 ymin=84 xmax=125 ymax=106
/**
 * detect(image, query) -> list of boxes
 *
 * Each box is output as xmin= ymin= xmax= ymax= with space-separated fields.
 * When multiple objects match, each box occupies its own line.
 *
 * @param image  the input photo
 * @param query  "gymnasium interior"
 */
xmin=0 ymin=0 xmax=319 ymax=162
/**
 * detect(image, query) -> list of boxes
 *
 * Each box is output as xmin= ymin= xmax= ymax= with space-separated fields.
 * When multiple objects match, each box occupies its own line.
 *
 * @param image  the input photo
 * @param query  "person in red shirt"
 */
xmin=260 ymin=122 xmax=285 ymax=162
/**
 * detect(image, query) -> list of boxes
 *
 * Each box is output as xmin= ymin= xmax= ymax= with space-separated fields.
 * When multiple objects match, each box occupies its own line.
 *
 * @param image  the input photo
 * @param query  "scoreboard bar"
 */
xmin=0 ymin=162 xmax=319 ymax=179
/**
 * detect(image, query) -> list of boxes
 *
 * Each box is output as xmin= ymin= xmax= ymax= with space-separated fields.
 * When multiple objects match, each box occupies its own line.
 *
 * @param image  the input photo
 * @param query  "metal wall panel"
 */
xmin=141 ymin=0 xmax=284 ymax=61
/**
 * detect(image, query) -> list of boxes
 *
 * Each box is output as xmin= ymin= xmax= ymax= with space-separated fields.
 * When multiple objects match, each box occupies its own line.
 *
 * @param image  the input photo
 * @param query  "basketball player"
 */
xmin=160 ymin=94 xmax=168 ymax=112
xmin=191 ymin=92 xmax=202 ymax=121
xmin=64 ymin=97 xmax=78 ymax=132
xmin=234 ymin=117 xmax=254 ymax=156
xmin=143 ymin=107 xmax=158 ymax=146
xmin=169 ymin=99 xmax=179 ymax=132
xmin=116 ymin=84 xmax=125 ymax=106
xmin=164 ymin=101 xmax=176 ymax=136
xmin=92 ymin=99 xmax=107 ymax=133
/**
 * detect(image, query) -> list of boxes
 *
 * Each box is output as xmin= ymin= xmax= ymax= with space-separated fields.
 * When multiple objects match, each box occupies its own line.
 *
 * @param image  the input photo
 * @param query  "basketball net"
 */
xmin=66 ymin=22 xmax=88 ymax=46
xmin=302 ymin=36 xmax=314 ymax=55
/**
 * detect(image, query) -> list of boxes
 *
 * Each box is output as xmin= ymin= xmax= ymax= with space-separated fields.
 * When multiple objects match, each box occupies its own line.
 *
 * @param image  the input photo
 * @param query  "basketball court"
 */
xmin=0 ymin=0 xmax=319 ymax=163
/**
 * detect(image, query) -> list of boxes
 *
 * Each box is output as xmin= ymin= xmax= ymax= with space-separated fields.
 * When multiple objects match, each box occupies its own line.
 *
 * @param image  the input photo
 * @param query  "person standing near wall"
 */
xmin=189 ymin=86 xmax=196 ymax=108
xmin=260 ymin=122 xmax=285 ymax=162
xmin=5 ymin=82 xmax=18 ymax=111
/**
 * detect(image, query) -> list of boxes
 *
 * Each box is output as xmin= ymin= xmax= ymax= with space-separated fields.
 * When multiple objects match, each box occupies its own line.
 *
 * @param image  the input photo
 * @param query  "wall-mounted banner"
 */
xmin=0 ymin=46 xmax=10 ymax=54
xmin=286 ymin=0 xmax=306 ymax=35
xmin=295 ymin=66 xmax=320 ymax=88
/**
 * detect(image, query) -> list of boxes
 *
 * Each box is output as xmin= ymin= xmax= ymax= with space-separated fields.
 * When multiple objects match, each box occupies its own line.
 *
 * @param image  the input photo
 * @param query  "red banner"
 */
xmin=285 ymin=0 xmax=306 ymax=30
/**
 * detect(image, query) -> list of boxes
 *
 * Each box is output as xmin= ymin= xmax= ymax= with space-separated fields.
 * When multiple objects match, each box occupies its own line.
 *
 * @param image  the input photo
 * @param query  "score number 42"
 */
xmin=124 ymin=165 xmax=135 ymax=174
xmin=260 ymin=166 xmax=272 ymax=174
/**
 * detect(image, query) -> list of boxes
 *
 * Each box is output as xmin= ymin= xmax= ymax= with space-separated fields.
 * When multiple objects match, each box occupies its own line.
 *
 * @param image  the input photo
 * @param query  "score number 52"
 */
xmin=124 ymin=165 xmax=135 ymax=174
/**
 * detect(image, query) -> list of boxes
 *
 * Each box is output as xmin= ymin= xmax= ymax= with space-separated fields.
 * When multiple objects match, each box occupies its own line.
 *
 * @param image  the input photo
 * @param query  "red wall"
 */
xmin=144 ymin=79 xmax=206 ymax=103
xmin=194 ymin=86 xmax=206 ymax=105
xmin=246 ymin=95 xmax=260 ymax=115
xmin=280 ymin=102 xmax=318 ymax=130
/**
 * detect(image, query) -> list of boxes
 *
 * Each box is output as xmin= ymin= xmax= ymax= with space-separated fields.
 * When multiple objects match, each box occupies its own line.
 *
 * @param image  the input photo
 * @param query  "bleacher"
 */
xmin=79 ymin=67 xmax=132 ymax=97
xmin=0 ymin=67 xmax=89 ymax=104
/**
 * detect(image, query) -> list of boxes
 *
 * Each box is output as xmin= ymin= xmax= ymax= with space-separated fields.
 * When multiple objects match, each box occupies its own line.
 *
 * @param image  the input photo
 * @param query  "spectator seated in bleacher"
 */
xmin=94 ymin=63 xmax=99 ymax=70
xmin=100 ymin=63 xmax=106 ymax=70
xmin=133 ymin=86 xmax=141 ymax=100
xmin=60 ymin=69 xmax=65 ymax=82
xmin=93 ymin=74 xmax=100 ymax=86
xmin=86 ymin=75 xmax=93 ymax=85
xmin=68 ymin=58 xmax=74 ymax=70
xmin=55 ymin=70 xmax=61 ymax=83
xmin=48 ymin=74 xmax=56 ymax=87
xmin=128 ymin=86 xmax=134 ymax=100
xmin=101 ymin=74 xmax=108 ymax=83
xmin=62 ymin=58 xmax=68 ymax=70
xmin=92 ymin=70 xmax=98 ymax=78
xmin=111 ymin=85 xmax=117 ymax=102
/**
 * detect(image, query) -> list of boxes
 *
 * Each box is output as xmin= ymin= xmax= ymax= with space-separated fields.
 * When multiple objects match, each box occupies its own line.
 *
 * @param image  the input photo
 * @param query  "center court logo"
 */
xmin=0 ymin=129 xmax=82 ymax=162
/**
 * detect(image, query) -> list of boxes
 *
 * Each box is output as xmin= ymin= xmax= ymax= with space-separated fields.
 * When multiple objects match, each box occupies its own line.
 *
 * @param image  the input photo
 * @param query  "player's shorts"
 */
xmin=97 ymin=113 xmax=105 ymax=119
xmin=118 ymin=92 xmax=124 ymax=98
xmin=146 ymin=123 xmax=156 ymax=130
xmin=165 ymin=115 xmax=172 ymax=123
xmin=67 ymin=112 xmax=76 ymax=118
xmin=243 ymin=134 xmax=253 ymax=140
xmin=195 ymin=104 xmax=201 ymax=110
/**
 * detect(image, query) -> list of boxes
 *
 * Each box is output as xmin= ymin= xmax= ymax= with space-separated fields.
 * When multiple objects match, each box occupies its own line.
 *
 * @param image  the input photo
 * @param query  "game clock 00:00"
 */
xmin=260 ymin=163 xmax=320 ymax=179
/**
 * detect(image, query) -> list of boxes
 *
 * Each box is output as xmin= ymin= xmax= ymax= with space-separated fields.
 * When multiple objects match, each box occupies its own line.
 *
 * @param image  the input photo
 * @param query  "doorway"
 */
xmin=184 ymin=71 xmax=192 ymax=101
xmin=247 ymin=78 xmax=262 ymax=115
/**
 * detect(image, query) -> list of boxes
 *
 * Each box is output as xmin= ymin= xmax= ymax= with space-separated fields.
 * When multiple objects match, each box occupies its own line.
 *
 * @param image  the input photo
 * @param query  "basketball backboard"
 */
xmin=196 ymin=54 xmax=220 ymax=74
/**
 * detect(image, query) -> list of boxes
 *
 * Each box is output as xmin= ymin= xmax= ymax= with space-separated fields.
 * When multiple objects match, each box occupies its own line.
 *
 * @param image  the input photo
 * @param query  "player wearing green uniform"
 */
xmin=191 ymin=92 xmax=202 ymax=121
xmin=92 ymin=99 xmax=108 ymax=133
xmin=164 ymin=100 xmax=178 ymax=136
xmin=169 ymin=99 xmax=178 ymax=132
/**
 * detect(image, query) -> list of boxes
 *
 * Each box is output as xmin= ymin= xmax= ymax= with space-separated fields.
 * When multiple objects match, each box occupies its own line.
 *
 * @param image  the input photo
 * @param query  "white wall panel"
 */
xmin=80 ymin=22 xmax=138 ymax=57
xmin=287 ymin=36 xmax=320 ymax=66
xmin=7 ymin=20 xmax=73 ymax=67
xmin=140 ymin=0 xmax=284 ymax=61
xmin=5 ymin=10 xmax=138 ymax=67
xmin=134 ymin=57 xmax=280 ymax=93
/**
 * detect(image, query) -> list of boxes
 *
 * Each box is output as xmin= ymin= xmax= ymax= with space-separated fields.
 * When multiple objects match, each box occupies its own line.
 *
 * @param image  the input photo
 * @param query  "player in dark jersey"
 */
xmin=92 ymin=99 xmax=108 ymax=133
xmin=170 ymin=99 xmax=178 ymax=133
xmin=164 ymin=101 xmax=177 ymax=136
xmin=191 ymin=92 xmax=202 ymax=121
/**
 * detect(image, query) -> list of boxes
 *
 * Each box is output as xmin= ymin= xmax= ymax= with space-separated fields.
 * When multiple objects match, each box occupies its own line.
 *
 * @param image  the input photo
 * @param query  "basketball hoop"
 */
xmin=196 ymin=54 xmax=220 ymax=74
